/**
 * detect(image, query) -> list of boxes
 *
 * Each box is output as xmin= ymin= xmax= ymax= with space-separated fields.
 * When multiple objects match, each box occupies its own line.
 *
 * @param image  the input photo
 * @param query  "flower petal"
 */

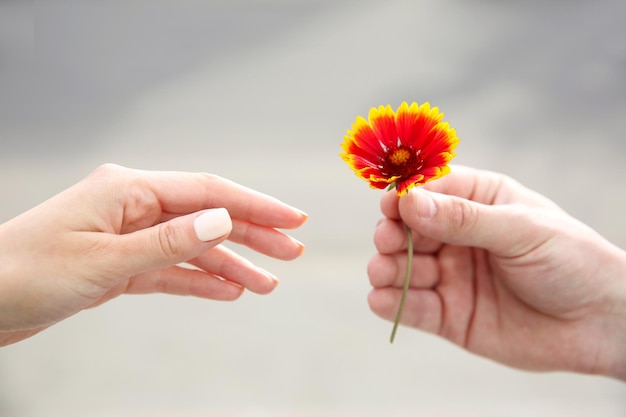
xmin=396 ymin=173 xmax=425 ymax=196
xmin=422 ymin=123 xmax=459 ymax=158
xmin=369 ymin=105 xmax=398 ymax=149
xmin=417 ymin=104 xmax=446 ymax=149
xmin=395 ymin=101 xmax=419 ymax=147
xmin=349 ymin=116 xmax=383 ymax=157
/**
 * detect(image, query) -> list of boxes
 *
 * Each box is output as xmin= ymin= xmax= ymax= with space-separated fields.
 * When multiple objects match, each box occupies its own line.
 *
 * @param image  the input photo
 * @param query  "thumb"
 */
xmin=114 ymin=208 xmax=232 ymax=275
xmin=399 ymin=188 xmax=546 ymax=257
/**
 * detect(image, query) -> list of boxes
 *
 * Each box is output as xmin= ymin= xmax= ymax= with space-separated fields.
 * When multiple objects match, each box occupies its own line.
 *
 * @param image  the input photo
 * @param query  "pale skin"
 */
xmin=368 ymin=165 xmax=626 ymax=381
xmin=0 ymin=164 xmax=307 ymax=347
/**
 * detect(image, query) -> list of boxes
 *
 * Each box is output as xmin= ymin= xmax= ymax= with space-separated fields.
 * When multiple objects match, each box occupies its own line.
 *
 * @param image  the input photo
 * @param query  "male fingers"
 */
xmin=377 ymin=165 xmax=489 ymax=220
xmin=368 ymin=288 xmax=443 ymax=335
xmin=399 ymin=188 xmax=550 ymax=257
xmin=380 ymin=166 xmax=560 ymax=220
xmin=374 ymin=217 xmax=442 ymax=254
xmin=367 ymin=252 xmax=439 ymax=289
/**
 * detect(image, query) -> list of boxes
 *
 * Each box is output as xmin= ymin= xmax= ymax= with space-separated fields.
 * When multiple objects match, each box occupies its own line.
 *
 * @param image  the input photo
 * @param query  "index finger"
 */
xmin=380 ymin=165 xmax=522 ymax=220
xmin=144 ymin=170 xmax=308 ymax=229
xmin=381 ymin=165 xmax=503 ymax=219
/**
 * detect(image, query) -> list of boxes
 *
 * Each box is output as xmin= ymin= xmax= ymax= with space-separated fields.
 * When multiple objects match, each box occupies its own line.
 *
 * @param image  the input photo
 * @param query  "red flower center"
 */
xmin=381 ymin=145 xmax=424 ymax=178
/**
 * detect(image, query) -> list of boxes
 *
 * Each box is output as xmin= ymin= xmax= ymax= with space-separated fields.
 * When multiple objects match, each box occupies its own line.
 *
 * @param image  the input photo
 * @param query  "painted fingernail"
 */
xmin=290 ymin=236 xmax=306 ymax=255
xmin=193 ymin=208 xmax=232 ymax=242
xmin=258 ymin=267 xmax=279 ymax=285
xmin=296 ymin=208 xmax=309 ymax=219
xmin=291 ymin=236 xmax=305 ymax=247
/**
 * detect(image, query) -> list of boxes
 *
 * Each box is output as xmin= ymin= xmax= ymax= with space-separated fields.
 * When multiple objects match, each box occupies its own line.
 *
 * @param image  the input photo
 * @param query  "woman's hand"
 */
xmin=0 ymin=164 xmax=307 ymax=346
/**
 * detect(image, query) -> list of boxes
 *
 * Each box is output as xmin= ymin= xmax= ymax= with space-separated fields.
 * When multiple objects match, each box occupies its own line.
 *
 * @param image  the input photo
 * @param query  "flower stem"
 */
xmin=390 ymin=224 xmax=413 ymax=343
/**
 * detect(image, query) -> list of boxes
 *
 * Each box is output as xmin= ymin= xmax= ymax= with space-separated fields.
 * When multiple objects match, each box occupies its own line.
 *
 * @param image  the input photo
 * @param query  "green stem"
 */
xmin=390 ymin=224 xmax=413 ymax=343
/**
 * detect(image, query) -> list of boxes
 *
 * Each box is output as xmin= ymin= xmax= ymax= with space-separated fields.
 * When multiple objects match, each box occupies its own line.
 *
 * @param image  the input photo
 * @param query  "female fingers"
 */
xmin=187 ymin=245 xmax=279 ymax=295
xmin=228 ymin=218 xmax=305 ymax=260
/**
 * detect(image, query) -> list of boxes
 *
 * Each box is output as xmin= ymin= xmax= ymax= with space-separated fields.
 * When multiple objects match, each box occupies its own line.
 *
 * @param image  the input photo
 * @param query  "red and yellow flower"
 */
xmin=340 ymin=101 xmax=459 ymax=196
xmin=341 ymin=101 xmax=459 ymax=343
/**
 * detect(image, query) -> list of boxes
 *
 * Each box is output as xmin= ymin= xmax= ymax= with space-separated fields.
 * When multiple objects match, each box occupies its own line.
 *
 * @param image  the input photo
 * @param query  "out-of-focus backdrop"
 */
xmin=1 ymin=1 xmax=625 ymax=416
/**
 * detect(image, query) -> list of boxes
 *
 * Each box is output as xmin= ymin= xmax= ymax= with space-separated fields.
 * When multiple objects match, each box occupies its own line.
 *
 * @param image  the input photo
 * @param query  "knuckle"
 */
xmin=196 ymin=172 xmax=224 ymax=189
xmin=373 ymin=219 xmax=396 ymax=253
xmin=90 ymin=163 xmax=124 ymax=178
xmin=198 ymin=172 xmax=220 ymax=182
xmin=156 ymin=222 xmax=185 ymax=260
xmin=449 ymin=197 xmax=479 ymax=234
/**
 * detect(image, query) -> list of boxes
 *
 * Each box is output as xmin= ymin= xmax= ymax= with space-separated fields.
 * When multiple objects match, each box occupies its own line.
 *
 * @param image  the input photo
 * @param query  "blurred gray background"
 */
xmin=1 ymin=0 xmax=625 ymax=416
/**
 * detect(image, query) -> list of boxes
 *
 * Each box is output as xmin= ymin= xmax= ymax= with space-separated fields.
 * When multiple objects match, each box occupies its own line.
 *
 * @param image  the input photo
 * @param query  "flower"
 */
xmin=340 ymin=101 xmax=459 ymax=196
xmin=340 ymin=101 xmax=460 ymax=343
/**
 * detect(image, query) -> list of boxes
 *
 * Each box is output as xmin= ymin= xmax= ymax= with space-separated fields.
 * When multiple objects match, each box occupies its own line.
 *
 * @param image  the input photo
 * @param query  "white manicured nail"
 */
xmin=194 ymin=208 xmax=232 ymax=242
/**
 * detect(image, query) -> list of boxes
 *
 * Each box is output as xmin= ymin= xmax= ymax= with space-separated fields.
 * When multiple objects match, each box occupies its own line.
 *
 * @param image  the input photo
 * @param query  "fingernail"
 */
xmin=290 ymin=236 xmax=306 ymax=256
xmin=413 ymin=188 xmax=436 ymax=219
xmin=257 ymin=267 xmax=279 ymax=285
xmin=194 ymin=208 xmax=232 ymax=242
xmin=294 ymin=206 xmax=309 ymax=218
